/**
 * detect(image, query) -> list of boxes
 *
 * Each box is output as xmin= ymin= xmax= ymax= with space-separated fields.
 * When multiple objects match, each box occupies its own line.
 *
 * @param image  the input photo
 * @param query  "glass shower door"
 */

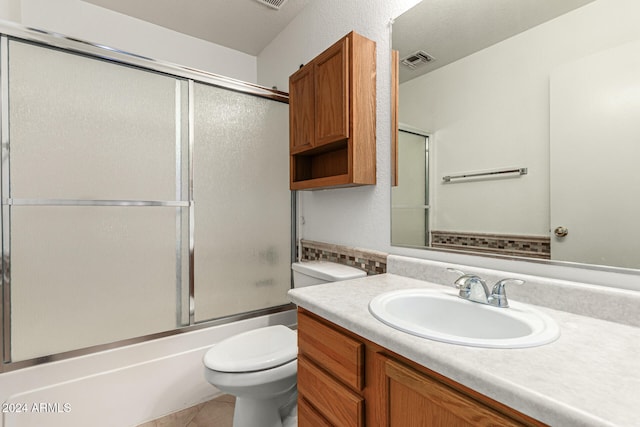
xmin=193 ymin=83 xmax=291 ymax=322
xmin=1 ymin=36 xmax=293 ymax=367
xmin=5 ymin=40 xmax=189 ymax=361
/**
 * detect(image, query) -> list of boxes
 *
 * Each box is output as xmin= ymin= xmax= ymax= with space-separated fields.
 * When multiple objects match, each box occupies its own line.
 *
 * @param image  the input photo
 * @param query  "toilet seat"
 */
xmin=203 ymin=325 xmax=297 ymax=373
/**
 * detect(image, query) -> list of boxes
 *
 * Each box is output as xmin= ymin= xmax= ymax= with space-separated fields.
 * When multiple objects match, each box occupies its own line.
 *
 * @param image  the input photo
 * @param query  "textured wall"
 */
xmin=258 ymin=0 xmax=421 ymax=254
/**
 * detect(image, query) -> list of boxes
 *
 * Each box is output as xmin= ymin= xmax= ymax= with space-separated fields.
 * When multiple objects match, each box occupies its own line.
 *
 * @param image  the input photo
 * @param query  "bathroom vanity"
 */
xmin=289 ymin=256 xmax=640 ymax=426
xmin=297 ymin=308 xmax=541 ymax=426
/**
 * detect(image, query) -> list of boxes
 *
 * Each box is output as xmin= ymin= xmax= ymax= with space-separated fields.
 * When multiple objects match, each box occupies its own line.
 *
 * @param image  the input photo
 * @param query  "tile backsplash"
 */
xmin=431 ymin=230 xmax=550 ymax=259
xmin=298 ymin=239 xmax=387 ymax=275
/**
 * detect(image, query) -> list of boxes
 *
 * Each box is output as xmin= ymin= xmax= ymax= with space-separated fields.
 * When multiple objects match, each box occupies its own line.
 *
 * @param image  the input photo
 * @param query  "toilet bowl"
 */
xmin=203 ymin=261 xmax=366 ymax=427
xmin=204 ymin=325 xmax=298 ymax=427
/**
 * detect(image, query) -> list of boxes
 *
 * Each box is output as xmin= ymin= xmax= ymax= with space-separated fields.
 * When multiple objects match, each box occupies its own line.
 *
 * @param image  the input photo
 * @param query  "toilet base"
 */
xmin=232 ymin=387 xmax=297 ymax=427
xmin=282 ymin=404 xmax=298 ymax=427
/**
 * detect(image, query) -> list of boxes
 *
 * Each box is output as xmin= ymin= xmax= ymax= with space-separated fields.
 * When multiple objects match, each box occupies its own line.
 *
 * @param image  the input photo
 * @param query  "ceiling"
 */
xmin=83 ymin=0 xmax=596 ymax=72
xmin=393 ymin=0 xmax=597 ymax=83
xmin=83 ymin=0 xmax=310 ymax=56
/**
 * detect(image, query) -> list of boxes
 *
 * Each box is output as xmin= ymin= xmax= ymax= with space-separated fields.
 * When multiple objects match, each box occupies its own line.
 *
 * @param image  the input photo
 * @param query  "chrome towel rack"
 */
xmin=442 ymin=167 xmax=527 ymax=183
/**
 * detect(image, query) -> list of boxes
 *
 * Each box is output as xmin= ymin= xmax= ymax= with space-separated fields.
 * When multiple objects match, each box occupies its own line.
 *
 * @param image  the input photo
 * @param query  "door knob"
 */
xmin=554 ymin=226 xmax=569 ymax=237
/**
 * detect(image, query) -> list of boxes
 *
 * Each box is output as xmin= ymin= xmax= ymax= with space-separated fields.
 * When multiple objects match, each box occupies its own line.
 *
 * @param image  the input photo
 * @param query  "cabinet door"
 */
xmin=314 ymin=37 xmax=349 ymax=146
xmin=290 ymin=65 xmax=315 ymax=153
xmin=384 ymin=359 xmax=524 ymax=427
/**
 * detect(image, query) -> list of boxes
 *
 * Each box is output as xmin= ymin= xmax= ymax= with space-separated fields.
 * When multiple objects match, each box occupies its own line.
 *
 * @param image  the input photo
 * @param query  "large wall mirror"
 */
xmin=391 ymin=0 xmax=640 ymax=272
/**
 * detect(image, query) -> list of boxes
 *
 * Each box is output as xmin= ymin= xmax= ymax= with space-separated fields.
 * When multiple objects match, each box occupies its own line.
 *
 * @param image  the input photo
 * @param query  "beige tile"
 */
xmin=138 ymin=395 xmax=235 ymax=427
xmin=154 ymin=405 xmax=200 ymax=427
xmin=187 ymin=396 xmax=235 ymax=427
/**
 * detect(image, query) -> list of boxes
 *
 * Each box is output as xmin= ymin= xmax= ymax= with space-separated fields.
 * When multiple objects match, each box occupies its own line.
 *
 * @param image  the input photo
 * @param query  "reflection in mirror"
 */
xmin=391 ymin=128 xmax=429 ymax=247
xmin=392 ymin=0 xmax=640 ymax=271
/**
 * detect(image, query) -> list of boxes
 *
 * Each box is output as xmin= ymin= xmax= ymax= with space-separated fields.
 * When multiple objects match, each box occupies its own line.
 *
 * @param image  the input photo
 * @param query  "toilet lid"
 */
xmin=292 ymin=261 xmax=367 ymax=281
xmin=203 ymin=325 xmax=297 ymax=373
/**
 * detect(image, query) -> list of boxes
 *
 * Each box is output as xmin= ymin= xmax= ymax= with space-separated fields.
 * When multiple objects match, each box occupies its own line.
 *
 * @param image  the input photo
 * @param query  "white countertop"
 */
xmin=288 ymin=273 xmax=640 ymax=427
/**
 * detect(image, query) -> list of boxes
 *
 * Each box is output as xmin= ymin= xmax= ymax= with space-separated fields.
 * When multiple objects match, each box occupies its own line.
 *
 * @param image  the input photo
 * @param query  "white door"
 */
xmin=550 ymin=39 xmax=640 ymax=269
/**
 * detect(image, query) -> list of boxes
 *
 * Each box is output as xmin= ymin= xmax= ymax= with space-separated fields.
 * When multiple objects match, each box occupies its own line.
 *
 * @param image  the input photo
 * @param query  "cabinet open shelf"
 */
xmin=291 ymin=141 xmax=350 ymax=190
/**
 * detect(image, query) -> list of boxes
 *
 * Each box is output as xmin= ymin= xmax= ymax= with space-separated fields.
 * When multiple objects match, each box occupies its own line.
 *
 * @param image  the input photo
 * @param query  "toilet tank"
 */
xmin=292 ymin=260 xmax=366 ymax=288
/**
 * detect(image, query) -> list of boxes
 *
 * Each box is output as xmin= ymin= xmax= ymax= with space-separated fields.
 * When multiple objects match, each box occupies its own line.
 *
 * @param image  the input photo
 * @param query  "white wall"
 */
xmin=399 ymin=0 xmax=640 ymax=238
xmin=0 ymin=0 xmax=257 ymax=82
xmin=0 ymin=0 xmax=19 ymax=21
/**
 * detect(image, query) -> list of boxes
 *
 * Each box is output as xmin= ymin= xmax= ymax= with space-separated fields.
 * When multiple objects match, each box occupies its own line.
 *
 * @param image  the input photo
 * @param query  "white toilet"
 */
xmin=203 ymin=260 xmax=367 ymax=427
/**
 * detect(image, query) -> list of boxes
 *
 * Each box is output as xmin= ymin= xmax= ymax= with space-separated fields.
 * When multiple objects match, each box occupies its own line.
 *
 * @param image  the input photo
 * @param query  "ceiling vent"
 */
xmin=254 ymin=0 xmax=289 ymax=10
xmin=400 ymin=50 xmax=435 ymax=69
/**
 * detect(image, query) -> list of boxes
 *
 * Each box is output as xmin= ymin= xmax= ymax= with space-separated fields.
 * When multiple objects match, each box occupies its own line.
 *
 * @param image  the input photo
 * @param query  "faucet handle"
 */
xmin=446 ymin=267 xmax=471 ymax=298
xmin=446 ymin=268 xmax=467 ymax=290
xmin=447 ymin=268 xmax=486 ymax=300
xmin=490 ymin=278 xmax=525 ymax=308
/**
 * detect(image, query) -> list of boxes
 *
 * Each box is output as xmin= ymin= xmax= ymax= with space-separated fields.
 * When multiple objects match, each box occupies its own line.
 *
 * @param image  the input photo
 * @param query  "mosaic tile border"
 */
xmin=431 ymin=230 xmax=550 ymax=259
xmin=299 ymin=239 xmax=387 ymax=275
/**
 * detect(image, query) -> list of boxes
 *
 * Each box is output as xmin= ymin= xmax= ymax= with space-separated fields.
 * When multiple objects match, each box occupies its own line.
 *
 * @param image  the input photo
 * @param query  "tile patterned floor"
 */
xmin=137 ymin=394 xmax=235 ymax=427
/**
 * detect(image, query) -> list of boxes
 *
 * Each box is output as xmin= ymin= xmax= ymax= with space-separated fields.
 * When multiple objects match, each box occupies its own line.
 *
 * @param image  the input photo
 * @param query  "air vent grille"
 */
xmin=400 ymin=50 xmax=435 ymax=69
xmin=254 ymin=0 xmax=289 ymax=10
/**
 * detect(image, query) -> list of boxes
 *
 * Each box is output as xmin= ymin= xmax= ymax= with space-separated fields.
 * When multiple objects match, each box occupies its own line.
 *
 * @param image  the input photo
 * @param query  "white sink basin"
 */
xmin=369 ymin=288 xmax=560 ymax=348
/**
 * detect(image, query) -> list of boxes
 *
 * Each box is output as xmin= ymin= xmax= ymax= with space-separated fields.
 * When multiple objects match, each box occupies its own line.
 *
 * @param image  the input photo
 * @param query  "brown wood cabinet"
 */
xmin=297 ymin=308 xmax=547 ymax=427
xmin=289 ymin=31 xmax=376 ymax=190
xmin=390 ymin=49 xmax=399 ymax=187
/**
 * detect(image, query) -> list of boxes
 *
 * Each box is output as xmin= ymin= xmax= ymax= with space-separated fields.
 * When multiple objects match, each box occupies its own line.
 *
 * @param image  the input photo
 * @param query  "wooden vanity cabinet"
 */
xmin=296 ymin=308 xmax=546 ymax=427
xmin=297 ymin=308 xmax=365 ymax=426
xmin=382 ymin=358 xmax=536 ymax=426
xmin=289 ymin=31 xmax=376 ymax=190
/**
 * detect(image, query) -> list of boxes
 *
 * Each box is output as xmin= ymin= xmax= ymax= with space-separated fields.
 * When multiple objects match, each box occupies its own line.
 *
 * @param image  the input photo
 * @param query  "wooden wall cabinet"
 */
xmin=297 ymin=308 xmax=546 ymax=427
xmin=289 ymin=31 xmax=376 ymax=190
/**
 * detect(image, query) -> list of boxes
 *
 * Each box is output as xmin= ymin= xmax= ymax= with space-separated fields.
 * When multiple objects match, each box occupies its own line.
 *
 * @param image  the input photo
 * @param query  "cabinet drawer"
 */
xmin=297 ymin=310 xmax=364 ymax=390
xmin=298 ymin=356 xmax=364 ymax=427
xmin=298 ymin=396 xmax=332 ymax=427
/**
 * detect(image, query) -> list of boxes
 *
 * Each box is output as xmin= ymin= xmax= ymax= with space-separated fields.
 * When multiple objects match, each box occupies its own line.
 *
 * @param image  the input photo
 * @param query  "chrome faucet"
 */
xmin=446 ymin=268 xmax=524 ymax=308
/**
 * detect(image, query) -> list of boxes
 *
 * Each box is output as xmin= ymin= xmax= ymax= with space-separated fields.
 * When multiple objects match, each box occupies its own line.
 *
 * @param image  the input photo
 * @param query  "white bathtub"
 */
xmin=0 ymin=309 xmax=297 ymax=427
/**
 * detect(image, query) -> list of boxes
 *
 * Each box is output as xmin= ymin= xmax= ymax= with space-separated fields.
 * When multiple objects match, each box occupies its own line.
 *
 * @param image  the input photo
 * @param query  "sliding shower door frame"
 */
xmin=0 ymin=23 xmax=294 ymax=373
xmin=1 ymin=35 xmax=9 ymax=366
